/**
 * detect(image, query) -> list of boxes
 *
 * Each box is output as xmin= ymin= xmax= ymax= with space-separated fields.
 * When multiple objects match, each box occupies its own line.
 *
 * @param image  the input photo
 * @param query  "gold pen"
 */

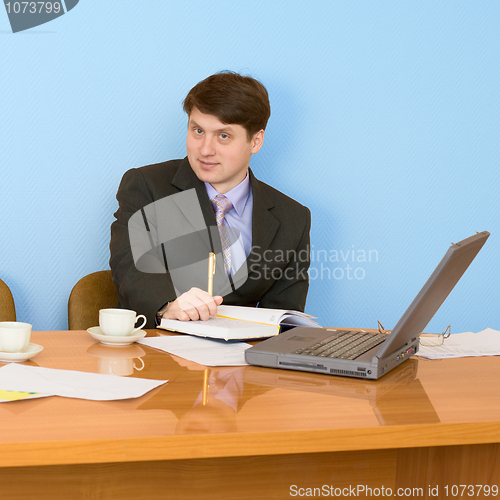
xmin=204 ymin=254 xmax=216 ymax=405
xmin=202 ymin=368 xmax=209 ymax=405
xmin=207 ymin=252 xmax=216 ymax=295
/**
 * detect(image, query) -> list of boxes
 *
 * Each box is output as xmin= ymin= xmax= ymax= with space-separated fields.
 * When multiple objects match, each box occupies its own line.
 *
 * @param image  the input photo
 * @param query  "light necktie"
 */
xmin=211 ymin=194 xmax=233 ymax=276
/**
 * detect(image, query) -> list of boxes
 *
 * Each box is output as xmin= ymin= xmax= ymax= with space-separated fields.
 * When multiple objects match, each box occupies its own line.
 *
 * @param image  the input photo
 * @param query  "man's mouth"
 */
xmin=199 ymin=160 xmax=219 ymax=169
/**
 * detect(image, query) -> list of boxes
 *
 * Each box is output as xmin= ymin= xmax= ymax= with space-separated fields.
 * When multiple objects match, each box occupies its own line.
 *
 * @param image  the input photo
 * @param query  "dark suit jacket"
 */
xmin=110 ymin=158 xmax=311 ymax=328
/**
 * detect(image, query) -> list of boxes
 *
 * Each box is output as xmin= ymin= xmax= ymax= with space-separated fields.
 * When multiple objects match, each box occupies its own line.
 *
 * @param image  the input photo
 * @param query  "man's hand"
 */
xmin=162 ymin=287 xmax=223 ymax=321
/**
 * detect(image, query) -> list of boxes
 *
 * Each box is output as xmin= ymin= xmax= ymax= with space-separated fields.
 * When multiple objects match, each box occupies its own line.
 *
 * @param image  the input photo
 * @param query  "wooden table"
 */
xmin=0 ymin=329 xmax=499 ymax=499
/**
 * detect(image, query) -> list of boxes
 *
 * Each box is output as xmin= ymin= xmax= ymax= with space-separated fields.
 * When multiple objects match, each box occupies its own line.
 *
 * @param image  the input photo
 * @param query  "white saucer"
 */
xmin=87 ymin=327 xmax=147 ymax=346
xmin=0 ymin=343 xmax=43 ymax=363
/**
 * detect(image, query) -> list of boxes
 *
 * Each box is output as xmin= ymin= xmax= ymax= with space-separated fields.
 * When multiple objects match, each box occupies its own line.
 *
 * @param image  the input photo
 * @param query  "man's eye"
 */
xmin=220 ymin=134 xmax=229 ymax=140
xmin=195 ymin=128 xmax=203 ymax=135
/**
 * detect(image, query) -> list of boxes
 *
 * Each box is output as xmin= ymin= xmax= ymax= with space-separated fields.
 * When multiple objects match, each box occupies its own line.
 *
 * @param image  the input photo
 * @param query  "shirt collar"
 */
xmin=205 ymin=172 xmax=251 ymax=218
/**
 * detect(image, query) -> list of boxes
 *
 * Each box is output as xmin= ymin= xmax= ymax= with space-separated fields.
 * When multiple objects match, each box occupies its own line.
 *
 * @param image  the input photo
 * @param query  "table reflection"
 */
xmin=137 ymin=352 xmax=274 ymax=433
xmin=87 ymin=343 xmax=146 ymax=376
xmin=136 ymin=340 xmax=439 ymax=432
xmin=242 ymin=358 xmax=440 ymax=426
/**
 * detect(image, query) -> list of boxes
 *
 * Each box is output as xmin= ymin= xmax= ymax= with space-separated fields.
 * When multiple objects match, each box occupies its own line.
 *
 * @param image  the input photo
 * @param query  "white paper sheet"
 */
xmin=417 ymin=328 xmax=500 ymax=359
xmin=0 ymin=363 xmax=168 ymax=400
xmin=139 ymin=335 xmax=250 ymax=366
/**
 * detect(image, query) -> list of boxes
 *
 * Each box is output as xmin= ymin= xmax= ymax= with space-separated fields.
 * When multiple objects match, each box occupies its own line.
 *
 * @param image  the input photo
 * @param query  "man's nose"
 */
xmin=200 ymin=136 xmax=215 ymax=156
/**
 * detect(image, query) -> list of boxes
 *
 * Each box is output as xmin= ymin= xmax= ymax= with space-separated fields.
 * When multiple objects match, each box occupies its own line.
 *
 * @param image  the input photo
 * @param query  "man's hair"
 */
xmin=183 ymin=71 xmax=271 ymax=140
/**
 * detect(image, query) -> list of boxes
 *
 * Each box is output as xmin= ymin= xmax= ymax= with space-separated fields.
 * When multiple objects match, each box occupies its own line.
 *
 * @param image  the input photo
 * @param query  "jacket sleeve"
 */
xmin=109 ymin=168 xmax=177 ymax=328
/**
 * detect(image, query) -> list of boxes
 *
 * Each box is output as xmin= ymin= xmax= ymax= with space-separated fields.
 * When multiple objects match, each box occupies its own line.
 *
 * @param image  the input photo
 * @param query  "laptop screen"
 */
xmin=376 ymin=231 xmax=489 ymax=359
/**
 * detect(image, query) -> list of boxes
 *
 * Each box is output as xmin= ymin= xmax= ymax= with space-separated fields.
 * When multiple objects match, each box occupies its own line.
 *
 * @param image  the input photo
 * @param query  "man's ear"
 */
xmin=250 ymin=130 xmax=265 ymax=154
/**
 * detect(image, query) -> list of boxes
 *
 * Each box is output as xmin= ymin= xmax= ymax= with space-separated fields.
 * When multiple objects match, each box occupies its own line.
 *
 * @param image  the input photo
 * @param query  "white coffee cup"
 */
xmin=0 ymin=322 xmax=32 ymax=353
xmin=99 ymin=308 xmax=147 ymax=336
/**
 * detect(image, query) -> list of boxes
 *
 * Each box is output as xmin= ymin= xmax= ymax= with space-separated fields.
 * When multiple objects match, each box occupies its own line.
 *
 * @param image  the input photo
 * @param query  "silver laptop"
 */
xmin=245 ymin=231 xmax=490 ymax=379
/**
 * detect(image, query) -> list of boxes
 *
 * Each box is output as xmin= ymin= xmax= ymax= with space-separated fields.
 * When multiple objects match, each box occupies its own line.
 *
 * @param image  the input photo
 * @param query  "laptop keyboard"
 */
xmin=293 ymin=330 xmax=387 ymax=360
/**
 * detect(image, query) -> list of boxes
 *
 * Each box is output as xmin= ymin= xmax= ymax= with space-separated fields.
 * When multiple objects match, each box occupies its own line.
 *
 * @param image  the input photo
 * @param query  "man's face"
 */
xmin=186 ymin=107 xmax=264 ymax=193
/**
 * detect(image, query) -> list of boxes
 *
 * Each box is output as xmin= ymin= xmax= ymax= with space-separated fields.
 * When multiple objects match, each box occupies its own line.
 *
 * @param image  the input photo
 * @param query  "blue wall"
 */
xmin=1 ymin=1 xmax=498 ymax=333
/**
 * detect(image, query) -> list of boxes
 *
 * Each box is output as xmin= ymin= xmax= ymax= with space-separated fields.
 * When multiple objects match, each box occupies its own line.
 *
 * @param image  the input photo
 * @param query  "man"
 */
xmin=110 ymin=71 xmax=311 ymax=328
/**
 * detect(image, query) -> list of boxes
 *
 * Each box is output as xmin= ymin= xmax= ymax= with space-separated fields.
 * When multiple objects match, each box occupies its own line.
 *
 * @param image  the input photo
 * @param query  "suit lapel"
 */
xmin=225 ymin=171 xmax=280 ymax=300
xmin=249 ymin=170 xmax=280 ymax=256
xmin=171 ymin=158 xmax=217 ymax=221
xmin=170 ymin=158 xmax=218 ymax=253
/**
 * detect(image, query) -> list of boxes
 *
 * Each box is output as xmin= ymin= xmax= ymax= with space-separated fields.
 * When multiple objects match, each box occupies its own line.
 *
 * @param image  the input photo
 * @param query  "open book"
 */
xmin=159 ymin=305 xmax=320 ymax=341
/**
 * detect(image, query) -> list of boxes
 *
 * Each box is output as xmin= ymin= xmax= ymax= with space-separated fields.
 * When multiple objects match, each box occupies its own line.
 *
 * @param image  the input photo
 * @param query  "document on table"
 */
xmin=139 ymin=335 xmax=250 ymax=366
xmin=0 ymin=389 xmax=48 ymax=403
xmin=0 ymin=363 xmax=168 ymax=401
xmin=417 ymin=328 xmax=500 ymax=360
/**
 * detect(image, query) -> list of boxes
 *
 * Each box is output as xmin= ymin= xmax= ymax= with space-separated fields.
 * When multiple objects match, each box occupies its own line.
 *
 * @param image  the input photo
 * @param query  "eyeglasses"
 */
xmin=378 ymin=322 xmax=451 ymax=347
xmin=419 ymin=325 xmax=451 ymax=347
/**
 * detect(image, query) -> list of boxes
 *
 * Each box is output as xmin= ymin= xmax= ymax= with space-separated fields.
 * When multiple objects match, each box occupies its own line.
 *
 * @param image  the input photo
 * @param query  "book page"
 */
xmin=216 ymin=305 xmax=316 ymax=325
xmin=159 ymin=315 xmax=279 ymax=339
xmin=203 ymin=317 xmax=269 ymax=329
